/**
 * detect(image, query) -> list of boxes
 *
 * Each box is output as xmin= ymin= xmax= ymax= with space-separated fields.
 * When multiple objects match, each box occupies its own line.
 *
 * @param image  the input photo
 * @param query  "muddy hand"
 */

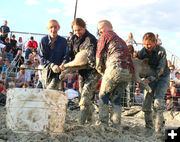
xmin=59 ymin=61 xmax=65 ymax=71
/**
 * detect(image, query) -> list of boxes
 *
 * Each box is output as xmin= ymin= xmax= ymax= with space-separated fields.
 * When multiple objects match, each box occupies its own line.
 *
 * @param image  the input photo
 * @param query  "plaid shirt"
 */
xmin=96 ymin=31 xmax=134 ymax=74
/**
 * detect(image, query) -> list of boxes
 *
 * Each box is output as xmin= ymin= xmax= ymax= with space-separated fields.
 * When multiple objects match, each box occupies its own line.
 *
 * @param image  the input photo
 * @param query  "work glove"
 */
xmin=50 ymin=64 xmax=61 ymax=73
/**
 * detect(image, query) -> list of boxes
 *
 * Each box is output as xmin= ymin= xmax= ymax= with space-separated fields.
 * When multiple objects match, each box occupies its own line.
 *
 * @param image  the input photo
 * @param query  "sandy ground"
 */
xmin=0 ymin=103 xmax=180 ymax=142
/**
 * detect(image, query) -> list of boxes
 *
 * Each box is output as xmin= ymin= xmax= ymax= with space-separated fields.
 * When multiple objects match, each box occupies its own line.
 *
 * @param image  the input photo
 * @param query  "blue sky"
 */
xmin=1 ymin=0 xmax=180 ymax=64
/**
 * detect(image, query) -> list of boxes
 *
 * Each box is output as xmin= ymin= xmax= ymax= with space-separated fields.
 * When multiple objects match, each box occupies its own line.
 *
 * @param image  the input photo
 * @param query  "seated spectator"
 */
xmin=33 ymin=70 xmax=39 ymax=88
xmin=25 ymin=60 xmax=35 ymax=87
xmin=134 ymin=87 xmax=144 ymax=106
xmin=4 ymin=37 xmax=13 ymax=63
xmin=17 ymin=37 xmax=24 ymax=51
xmin=2 ymin=59 xmax=9 ymax=73
xmin=32 ymin=49 xmax=39 ymax=60
xmin=25 ymin=36 xmax=38 ymax=59
xmin=166 ymin=96 xmax=176 ymax=111
xmin=169 ymin=65 xmax=177 ymax=80
xmin=15 ymin=64 xmax=31 ymax=88
xmin=64 ymin=73 xmax=75 ymax=90
xmin=14 ymin=49 xmax=25 ymax=72
xmin=0 ymin=80 xmax=6 ymax=105
xmin=64 ymin=73 xmax=79 ymax=100
xmin=32 ymin=57 xmax=40 ymax=68
xmin=170 ymin=86 xmax=180 ymax=106
xmin=28 ymin=53 xmax=34 ymax=63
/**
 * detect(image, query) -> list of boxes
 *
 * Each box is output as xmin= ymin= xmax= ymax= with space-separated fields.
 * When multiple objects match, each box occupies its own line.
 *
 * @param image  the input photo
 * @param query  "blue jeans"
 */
xmin=142 ymin=75 xmax=170 ymax=112
xmin=25 ymin=48 xmax=32 ymax=59
xmin=5 ymin=52 xmax=13 ymax=63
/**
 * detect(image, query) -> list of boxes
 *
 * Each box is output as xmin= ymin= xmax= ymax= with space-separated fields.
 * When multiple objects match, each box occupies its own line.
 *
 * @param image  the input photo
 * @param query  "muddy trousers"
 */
xmin=143 ymin=75 xmax=169 ymax=135
xmin=144 ymin=107 xmax=164 ymax=132
xmin=98 ymin=66 xmax=132 ymax=129
xmin=79 ymin=70 xmax=101 ymax=125
xmin=143 ymin=96 xmax=166 ymax=133
xmin=98 ymin=84 xmax=125 ymax=129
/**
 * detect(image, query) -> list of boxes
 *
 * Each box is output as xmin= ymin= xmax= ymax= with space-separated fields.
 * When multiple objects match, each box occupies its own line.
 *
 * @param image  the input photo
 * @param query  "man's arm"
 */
xmin=96 ymin=35 xmax=106 ymax=75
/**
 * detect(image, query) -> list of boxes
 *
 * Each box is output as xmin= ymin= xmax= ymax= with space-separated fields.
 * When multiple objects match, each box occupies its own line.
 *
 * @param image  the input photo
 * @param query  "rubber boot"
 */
xmin=110 ymin=105 xmax=121 ymax=130
xmin=144 ymin=111 xmax=154 ymax=137
xmin=86 ymin=104 xmax=93 ymax=123
xmin=153 ymin=110 xmax=165 ymax=140
xmin=79 ymin=105 xmax=88 ymax=125
xmin=98 ymin=102 xmax=109 ymax=126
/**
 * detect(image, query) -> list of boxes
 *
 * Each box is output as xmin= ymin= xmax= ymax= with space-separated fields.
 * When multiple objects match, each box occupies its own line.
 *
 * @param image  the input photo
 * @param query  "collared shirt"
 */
xmin=96 ymin=31 xmax=134 ymax=74
xmin=39 ymin=35 xmax=68 ymax=66
xmin=137 ymin=45 xmax=170 ymax=80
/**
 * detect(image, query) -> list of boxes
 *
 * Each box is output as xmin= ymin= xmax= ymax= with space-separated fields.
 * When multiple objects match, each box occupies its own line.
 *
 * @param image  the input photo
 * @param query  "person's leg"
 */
xmin=98 ymin=66 xmax=131 ymax=126
xmin=110 ymin=82 xmax=128 ymax=130
xmin=143 ymin=90 xmax=154 ymax=130
xmin=153 ymin=75 xmax=170 ymax=139
xmin=142 ymin=79 xmax=158 ymax=130
xmin=98 ymin=67 xmax=119 ymax=125
xmin=25 ymin=48 xmax=31 ymax=59
xmin=4 ymin=52 xmax=8 ymax=60
xmin=9 ymin=53 xmax=13 ymax=63
xmin=79 ymin=70 xmax=101 ymax=125
xmin=1 ymin=37 xmax=6 ymax=43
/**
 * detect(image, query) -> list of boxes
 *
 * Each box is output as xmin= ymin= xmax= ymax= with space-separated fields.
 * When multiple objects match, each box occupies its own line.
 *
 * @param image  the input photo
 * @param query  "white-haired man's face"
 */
xmin=98 ymin=23 xmax=111 ymax=36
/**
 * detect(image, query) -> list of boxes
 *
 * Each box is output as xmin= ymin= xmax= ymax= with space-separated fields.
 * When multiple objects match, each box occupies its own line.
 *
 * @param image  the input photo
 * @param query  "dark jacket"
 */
xmin=39 ymin=35 xmax=68 ymax=67
xmin=69 ymin=30 xmax=97 ymax=77
xmin=137 ymin=45 xmax=170 ymax=81
xmin=39 ymin=35 xmax=68 ymax=86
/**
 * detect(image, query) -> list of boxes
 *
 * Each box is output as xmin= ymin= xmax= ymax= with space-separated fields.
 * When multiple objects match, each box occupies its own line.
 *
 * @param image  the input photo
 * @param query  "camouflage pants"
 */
xmin=142 ymin=75 xmax=170 ymax=134
xmin=98 ymin=64 xmax=132 ymax=129
xmin=79 ymin=70 xmax=101 ymax=125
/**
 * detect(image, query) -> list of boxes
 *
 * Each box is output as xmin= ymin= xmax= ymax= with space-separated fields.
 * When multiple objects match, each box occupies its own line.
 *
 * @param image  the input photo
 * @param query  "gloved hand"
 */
xmin=51 ymin=64 xmax=61 ymax=73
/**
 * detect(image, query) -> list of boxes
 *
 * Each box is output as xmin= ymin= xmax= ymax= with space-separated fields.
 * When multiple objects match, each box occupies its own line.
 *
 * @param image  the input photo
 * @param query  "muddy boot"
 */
xmin=110 ymin=105 xmax=121 ymax=130
xmin=144 ymin=111 xmax=154 ymax=136
xmin=86 ymin=105 xmax=94 ymax=123
xmin=79 ymin=105 xmax=88 ymax=125
xmin=153 ymin=110 xmax=165 ymax=140
xmin=99 ymin=102 xmax=109 ymax=126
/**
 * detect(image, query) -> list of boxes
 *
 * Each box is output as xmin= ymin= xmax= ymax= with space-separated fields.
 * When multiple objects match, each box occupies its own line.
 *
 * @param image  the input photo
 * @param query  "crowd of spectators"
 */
xmin=0 ymin=28 xmax=42 ymax=105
